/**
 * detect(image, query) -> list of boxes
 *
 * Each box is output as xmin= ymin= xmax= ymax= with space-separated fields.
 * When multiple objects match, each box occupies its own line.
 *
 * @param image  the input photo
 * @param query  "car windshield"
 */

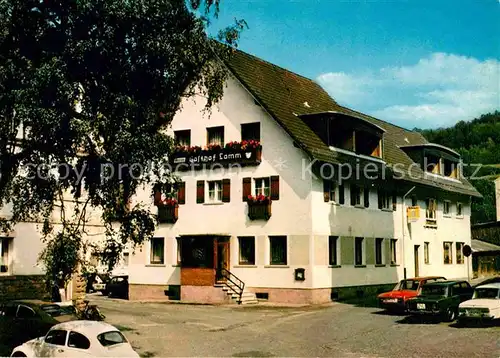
xmin=40 ymin=304 xmax=64 ymax=317
xmin=394 ymin=280 xmax=419 ymax=291
xmin=97 ymin=331 xmax=127 ymax=347
xmin=473 ymin=288 xmax=499 ymax=299
xmin=420 ymin=285 xmax=447 ymax=296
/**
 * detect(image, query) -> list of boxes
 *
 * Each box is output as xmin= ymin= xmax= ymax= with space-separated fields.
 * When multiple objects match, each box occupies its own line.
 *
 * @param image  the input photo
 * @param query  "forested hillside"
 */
xmin=416 ymin=111 xmax=500 ymax=224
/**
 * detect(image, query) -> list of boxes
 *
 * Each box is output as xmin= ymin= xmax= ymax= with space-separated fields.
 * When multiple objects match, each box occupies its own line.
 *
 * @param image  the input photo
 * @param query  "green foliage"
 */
xmin=0 ymin=0 xmax=245 ymax=288
xmin=417 ymin=111 xmax=500 ymax=224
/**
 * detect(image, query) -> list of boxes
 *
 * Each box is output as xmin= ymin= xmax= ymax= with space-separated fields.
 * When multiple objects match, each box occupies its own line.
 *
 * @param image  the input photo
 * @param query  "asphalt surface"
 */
xmin=88 ymin=294 xmax=500 ymax=358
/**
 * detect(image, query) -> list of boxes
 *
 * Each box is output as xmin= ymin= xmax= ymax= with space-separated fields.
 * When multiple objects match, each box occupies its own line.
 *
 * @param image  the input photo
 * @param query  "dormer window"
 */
xmin=299 ymin=112 xmax=385 ymax=159
xmin=400 ymin=143 xmax=461 ymax=179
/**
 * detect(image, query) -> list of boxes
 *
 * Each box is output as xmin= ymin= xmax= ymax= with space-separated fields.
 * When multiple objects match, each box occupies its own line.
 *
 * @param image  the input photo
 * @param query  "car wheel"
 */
xmin=444 ymin=308 xmax=456 ymax=322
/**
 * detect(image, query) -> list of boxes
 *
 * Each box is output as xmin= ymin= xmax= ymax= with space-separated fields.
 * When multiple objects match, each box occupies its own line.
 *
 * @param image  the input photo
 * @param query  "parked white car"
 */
xmin=10 ymin=320 xmax=139 ymax=357
xmin=458 ymin=282 xmax=500 ymax=323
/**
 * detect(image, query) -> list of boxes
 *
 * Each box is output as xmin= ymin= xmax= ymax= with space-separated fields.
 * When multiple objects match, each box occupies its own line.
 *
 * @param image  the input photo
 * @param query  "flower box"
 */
xmin=158 ymin=205 xmax=178 ymax=224
xmin=247 ymin=196 xmax=272 ymax=220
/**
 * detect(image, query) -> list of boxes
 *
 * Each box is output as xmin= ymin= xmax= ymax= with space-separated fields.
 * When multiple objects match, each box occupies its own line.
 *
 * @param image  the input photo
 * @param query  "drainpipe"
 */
xmin=402 ymin=186 xmax=416 ymax=281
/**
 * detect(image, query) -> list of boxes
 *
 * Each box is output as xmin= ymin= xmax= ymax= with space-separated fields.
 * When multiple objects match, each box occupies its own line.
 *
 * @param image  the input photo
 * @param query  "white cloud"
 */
xmin=317 ymin=53 xmax=500 ymax=129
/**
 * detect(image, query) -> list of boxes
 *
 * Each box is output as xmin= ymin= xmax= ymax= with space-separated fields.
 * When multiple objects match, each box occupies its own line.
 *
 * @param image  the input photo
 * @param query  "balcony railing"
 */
xmin=170 ymin=142 xmax=262 ymax=171
xmin=158 ymin=205 xmax=178 ymax=224
xmin=247 ymin=201 xmax=272 ymax=220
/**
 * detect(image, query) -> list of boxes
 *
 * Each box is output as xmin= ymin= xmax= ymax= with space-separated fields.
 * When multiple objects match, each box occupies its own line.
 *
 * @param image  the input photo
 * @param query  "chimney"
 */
xmin=496 ymin=177 xmax=500 ymax=222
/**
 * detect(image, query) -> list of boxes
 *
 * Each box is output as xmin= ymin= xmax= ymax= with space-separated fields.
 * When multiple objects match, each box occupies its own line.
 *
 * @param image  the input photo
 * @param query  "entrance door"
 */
xmin=216 ymin=240 xmax=230 ymax=282
xmin=414 ymin=245 xmax=420 ymax=277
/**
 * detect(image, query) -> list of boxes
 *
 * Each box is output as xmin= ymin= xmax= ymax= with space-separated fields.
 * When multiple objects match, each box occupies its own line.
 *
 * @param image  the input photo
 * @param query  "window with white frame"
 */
xmin=0 ymin=238 xmax=11 ymax=273
xmin=425 ymin=198 xmax=437 ymax=225
xmin=379 ymin=191 xmax=392 ymax=210
xmin=269 ymin=236 xmax=287 ymax=265
xmin=390 ymin=239 xmax=398 ymax=265
xmin=351 ymin=186 xmax=363 ymax=206
xmin=443 ymin=242 xmax=452 ymax=264
xmin=150 ymin=237 xmax=165 ymax=265
xmin=424 ymin=242 xmax=430 ymax=264
xmin=207 ymin=180 xmax=223 ymax=203
xmin=443 ymin=200 xmax=451 ymax=216
xmin=456 ymin=242 xmax=464 ymax=264
xmin=174 ymin=130 xmax=191 ymax=146
xmin=254 ymin=178 xmax=270 ymax=197
xmin=456 ymin=202 xmax=463 ymax=217
xmin=329 ymin=236 xmax=339 ymax=266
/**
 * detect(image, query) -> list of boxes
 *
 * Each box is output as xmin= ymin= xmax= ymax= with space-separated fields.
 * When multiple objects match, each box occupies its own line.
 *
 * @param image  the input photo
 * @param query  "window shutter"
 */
xmin=178 ymin=182 xmax=186 ymax=205
xmin=323 ymin=180 xmax=330 ymax=202
xmin=338 ymin=184 xmax=345 ymax=204
xmin=242 ymin=177 xmax=251 ymax=201
xmin=222 ymin=179 xmax=231 ymax=202
xmin=364 ymin=188 xmax=370 ymax=208
xmin=392 ymin=193 xmax=397 ymax=211
xmin=350 ymin=185 xmax=356 ymax=206
xmin=196 ymin=180 xmax=205 ymax=204
xmin=270 ymin=176 xmax=280 ymax=200
xmin=377 ymin=190 xmax=383 ymax=209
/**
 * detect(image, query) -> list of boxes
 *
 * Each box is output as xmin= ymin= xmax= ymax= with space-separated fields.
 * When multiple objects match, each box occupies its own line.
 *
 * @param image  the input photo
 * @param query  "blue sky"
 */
xmin=207 ymin=0 xmax=499 ymax=129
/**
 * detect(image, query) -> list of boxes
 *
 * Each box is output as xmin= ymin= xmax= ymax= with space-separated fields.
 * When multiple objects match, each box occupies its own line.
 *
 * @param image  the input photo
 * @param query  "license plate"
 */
xmin=417 ymin=303 xmax=426 ymax=310
xmin=384 ymin=299 xmax=398 ymax=303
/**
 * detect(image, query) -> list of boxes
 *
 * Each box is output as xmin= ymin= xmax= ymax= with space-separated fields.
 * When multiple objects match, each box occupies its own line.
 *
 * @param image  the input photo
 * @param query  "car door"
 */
xmin=16 ymin=304 xmax=52 ymax=339
xmin=39 ymin=329 xmax=68 ymax=357
xmin=64 ymin=331 xmax=95 ymax=357
xmin=450 ymin=283 xmax=461 ymax=308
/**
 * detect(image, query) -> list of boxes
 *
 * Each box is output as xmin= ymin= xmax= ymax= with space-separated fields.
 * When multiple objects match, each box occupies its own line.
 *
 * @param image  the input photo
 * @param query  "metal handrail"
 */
xmin=219 ymin=268 xmax=245 ymax=303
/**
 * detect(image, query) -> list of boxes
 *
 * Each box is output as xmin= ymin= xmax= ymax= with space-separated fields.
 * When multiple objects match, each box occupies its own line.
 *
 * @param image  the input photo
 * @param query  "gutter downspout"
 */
xmin=402 ymin=186 xmax=416 ymax=281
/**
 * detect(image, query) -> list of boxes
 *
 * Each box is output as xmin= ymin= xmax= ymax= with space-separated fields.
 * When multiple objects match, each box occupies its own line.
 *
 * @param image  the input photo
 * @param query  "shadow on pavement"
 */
xmin=336 ymin=296 xmax=380 ymax=309
xmin=371 ymin=309 xmax=407 ymax=316
xmin=396 ymin=315 xmax=442 ymax=325
xmin=449 ymin=320 xmax=498 ymax=329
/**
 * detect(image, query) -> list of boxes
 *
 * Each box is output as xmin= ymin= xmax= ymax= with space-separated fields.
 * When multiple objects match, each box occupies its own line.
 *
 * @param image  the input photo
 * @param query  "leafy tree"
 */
xmin=0 ymin=0 xmax=246 ymax=294
xmin=417 ymin=111 xmax=500 ymax=223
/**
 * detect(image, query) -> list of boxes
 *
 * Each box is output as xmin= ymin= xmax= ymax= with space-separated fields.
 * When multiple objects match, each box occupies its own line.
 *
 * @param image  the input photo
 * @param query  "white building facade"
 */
xmin=126 ymin=50 xmax=480 ymax=304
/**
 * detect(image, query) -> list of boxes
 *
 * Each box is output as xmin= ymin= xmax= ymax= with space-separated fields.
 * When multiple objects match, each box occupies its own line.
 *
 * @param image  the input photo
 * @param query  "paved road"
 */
xmin=89 ymin=294 xmax=499 ymax=358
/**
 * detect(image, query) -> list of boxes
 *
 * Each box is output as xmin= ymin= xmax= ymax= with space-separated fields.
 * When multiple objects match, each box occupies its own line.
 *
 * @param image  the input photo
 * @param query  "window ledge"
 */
xmin=381 ymin=208 xmax=393 ymax=212
xmin=390 ymin=264 xmax=399 ymax=267
xmin=235 ymin=264 xmax=257 ymax=268
xmin=203 ymin=202 xmax=224 ymax=206
xmin=424 ymin=224 xmax=438 ymax=229
xmin=171 ymin=264 xmax=180 ymax=267
xmin=329 ymin=202 xmax=340 ymax=206
xmin=146 ymin=264 xmax=166 ymax=267
xmin=328 ymin=265 xmax=341 ymax=268
xmin=354 ymin=265 xmax=366 ymax=268
xmin=354 ymin=205 xmax=365 ymax=209
xmin=375 ymin=264 xmax=386 ymax=267
xmin=264 ymin=265 xmax=289 ymax=268
xmin=456 ymin=215 xmax=464 ymax=219
xmin=443 ymin=214 xmax=452 ymax=218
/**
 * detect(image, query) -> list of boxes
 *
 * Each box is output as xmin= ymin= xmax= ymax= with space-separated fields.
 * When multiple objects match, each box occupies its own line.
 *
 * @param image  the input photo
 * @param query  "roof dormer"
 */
xmin=400 ymin=143 xmax=461 ymax=179
xmin=299 ymin=111 xmax=385 ymax=159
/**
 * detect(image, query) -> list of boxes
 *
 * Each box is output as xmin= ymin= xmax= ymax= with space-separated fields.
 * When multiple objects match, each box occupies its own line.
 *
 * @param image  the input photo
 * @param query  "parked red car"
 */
xmin=378 ymin=276 xmax=446 ymax=312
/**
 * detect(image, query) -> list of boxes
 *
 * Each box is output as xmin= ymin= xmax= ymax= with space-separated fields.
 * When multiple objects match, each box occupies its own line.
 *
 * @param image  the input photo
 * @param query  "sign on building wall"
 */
xmin=407 ymin=206 xmax=420 ymax=223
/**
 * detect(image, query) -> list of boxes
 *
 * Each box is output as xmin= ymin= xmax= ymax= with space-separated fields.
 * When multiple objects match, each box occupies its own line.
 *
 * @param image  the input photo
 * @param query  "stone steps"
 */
xmin=215 ymin=281 xmax=258 ymax=305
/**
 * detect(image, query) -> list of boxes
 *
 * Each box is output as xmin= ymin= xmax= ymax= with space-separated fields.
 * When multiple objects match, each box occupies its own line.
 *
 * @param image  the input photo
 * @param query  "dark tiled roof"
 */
xmin=223 ymin=49 xmax=480 ymax=197
xmin=471 ymin=239 xmax=500 ymax=252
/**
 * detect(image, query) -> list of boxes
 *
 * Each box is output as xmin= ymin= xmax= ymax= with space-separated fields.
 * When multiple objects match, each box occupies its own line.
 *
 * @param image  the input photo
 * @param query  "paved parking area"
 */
xmin=89 ymin=294 xmax=500 ymax=358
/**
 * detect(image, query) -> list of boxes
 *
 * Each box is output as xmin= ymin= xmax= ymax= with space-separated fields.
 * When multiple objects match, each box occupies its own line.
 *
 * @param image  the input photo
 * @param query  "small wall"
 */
xmin=246 ymin=287 xmax=331 ymax=304
xmin=129 ymin=284 xmax=170 ymax=301
xmin=180 ymin=285 xmax=230 ymax=304
xmin=0 ymin=275 xmax=50 ymax=302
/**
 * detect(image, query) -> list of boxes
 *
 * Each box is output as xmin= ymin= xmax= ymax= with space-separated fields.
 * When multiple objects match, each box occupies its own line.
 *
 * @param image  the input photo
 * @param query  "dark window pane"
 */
xmin=45 ymin=330 xmax=67 ymax=346
xmin=375 ymin=238 xmax=383 ymax=265
xmin=329 ymin=236 xmax=338 ymax=265
xmin=17 ymin=305 xmax=35 ymax=318
xmin=355 ymin=237 xmax=363 ymax=265
xmin=68 ymin=331 xmax=91 ymax=350
xmin=270 ymin=236 xmax=287 ymax=265
xmin=241 ymin=123 xmax=260 ymax=141
xmin=239 ymin=237 xmax=255 ymax=265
